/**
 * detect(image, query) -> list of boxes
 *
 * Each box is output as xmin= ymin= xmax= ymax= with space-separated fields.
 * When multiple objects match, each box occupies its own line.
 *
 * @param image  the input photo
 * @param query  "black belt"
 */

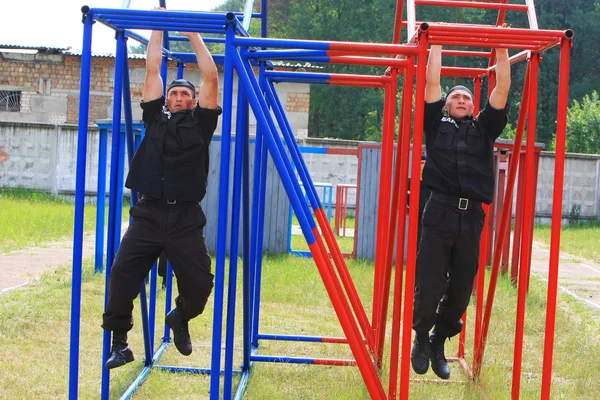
xmin=140 ymin=196 xmax=195 ymax=205
xmin=429 ymin=192 xmax=482 ymax=211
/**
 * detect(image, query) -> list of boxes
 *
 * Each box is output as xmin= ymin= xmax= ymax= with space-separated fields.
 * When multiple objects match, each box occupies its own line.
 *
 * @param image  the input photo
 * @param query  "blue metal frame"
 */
xmin=69 ymin=2 xmax=395 ymax=399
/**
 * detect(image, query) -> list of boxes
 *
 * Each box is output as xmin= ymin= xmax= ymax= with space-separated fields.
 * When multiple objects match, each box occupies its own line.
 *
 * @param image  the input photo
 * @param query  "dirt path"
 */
xmin=530 ymin=240 xmax=600 ymax=311
xmin=2 ymin=231 xmax=600 ymax=314
xmin=0 ymin=233 xmax=98 ymax=293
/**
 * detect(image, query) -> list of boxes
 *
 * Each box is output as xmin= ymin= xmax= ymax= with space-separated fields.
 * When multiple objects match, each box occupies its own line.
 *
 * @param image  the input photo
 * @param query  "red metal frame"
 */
xmin=268 ymin=0 xmax=573 ymax=397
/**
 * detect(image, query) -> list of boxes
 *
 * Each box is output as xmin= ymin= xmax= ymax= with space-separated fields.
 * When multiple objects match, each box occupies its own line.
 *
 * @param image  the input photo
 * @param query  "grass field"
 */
xmin=533 ymin=222 xmax=600 ymax=263
xmin=1 ymin=194 xmax=599 ymax=398
xmin=1 ymin=254 xmax=599 ymax=399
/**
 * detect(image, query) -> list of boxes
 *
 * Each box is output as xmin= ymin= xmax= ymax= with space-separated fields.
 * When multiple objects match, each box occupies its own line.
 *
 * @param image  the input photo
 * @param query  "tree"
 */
xmin=552 ymin=91 xmax=600 ymax=154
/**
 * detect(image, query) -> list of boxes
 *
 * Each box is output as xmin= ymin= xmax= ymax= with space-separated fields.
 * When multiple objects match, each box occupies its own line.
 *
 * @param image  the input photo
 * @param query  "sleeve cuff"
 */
xmin=141 ymin=96 xmax=165 ymax=110
xmin=198 ymin=105 xmax=223 ymax=116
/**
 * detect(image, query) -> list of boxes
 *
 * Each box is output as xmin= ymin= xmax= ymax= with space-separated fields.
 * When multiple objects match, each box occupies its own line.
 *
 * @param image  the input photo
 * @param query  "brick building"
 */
xmin=0 ymin=44 xmax=310 ymax=132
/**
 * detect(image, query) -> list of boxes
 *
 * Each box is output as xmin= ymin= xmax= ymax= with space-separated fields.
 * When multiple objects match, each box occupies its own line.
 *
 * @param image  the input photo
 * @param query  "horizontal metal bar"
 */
xmin=233 ymin=36 xmax=420 ymax=56
xmin=247 ymin=50 xmax=329 ymax=59
xmin=153 ymin=365 xmax=243 ymax=375
xmin=250 ymin=355 xmax=356 ymax=366
xmin=96 ymin=19 xmax=225 ymax=34
xmin=266 ymin=71 xmax=390 ymax=83
xmin=169 ymin=36 xmax=225 ymax=44
xmin=257 ymin=333 xmax=349 ymax=343
xmin=427 ymin=24 xmax=573 ymax=40
xmin=415 ymin=0 xmax=529 ymax=11
xmin=83 ymin=7 xmax=229 ymax=21
xmin=101 ymin=19 xmax=225 ymax=31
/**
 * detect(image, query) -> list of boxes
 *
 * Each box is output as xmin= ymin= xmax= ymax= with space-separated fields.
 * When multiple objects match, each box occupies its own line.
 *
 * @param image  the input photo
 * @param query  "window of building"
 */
xmin=0 ymin=90 xmax=21 ymax=112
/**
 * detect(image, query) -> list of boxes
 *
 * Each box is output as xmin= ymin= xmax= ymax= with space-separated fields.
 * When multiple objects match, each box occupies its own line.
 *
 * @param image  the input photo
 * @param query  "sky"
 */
xmin=1 ymin=0 xmax=226 ymax=54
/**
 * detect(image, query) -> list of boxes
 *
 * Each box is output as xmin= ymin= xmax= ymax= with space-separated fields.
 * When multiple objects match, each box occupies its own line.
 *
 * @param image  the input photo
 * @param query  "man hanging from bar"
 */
xmin=411 ymin=32 xmax=511 ymax=379
xmin=102 ymin=7 xmax=221 ymax=370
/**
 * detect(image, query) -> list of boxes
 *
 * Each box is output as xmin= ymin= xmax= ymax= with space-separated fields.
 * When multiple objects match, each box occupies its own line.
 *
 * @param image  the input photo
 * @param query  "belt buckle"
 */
xmin=167 ymin=199 xmax=177 ymax=205
xmin=458 ymin=198 xmax=468 ymax=210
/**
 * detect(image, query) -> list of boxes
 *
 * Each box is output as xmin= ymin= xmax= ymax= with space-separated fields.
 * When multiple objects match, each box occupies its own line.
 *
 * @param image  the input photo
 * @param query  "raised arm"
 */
xmin=425 ymin=45 xmax=443 ymax=103
xmin=182 ymin=32 xmax=219 ymax=109
xmin=143 ymin=28 xmax=165 ymax=103
xmin=489 ymin=46 xmax=511 ymax=110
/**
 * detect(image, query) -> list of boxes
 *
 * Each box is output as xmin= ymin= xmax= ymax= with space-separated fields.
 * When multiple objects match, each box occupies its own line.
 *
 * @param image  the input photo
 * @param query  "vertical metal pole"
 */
xmin=375 ymin=69 xmax=398 ymax=368
xmin=388 ymin=59 xmax=414 ymax=399
xmin=101 ymin=29 xmax=126 ymax=400
xmin=241 ymin=78 xmax=252 ymax=372
xmin=260 ymin=0 xmax=268 ymax=38
xmin=512 ymin=53 xmax=540 ymax=400
xmin=224 ymin=65 xmax=248 ymax=399
xmin=541 ymin=37 xmax=571 ymax=400
xmin=210 ymin=19 xmax=236 ymax=400
xmin=400 ymin=29 xmax=429 ymax=400
xmin=95 ymin=128 xmax=108 ymax=273
xmin=69 ymin=11 xmax=94 ymax=400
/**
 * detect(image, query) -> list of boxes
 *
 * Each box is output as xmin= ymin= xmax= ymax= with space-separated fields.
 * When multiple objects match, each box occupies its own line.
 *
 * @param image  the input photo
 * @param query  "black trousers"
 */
xmin=412 ymin=195 xmax=485 ymax=339
xmin=102 ymin=199 xmax=214 ymax=333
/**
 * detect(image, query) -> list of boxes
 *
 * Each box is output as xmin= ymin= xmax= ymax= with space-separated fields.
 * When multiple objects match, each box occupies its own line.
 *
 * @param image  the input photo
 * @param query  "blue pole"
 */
xmin=250 ymin=65 xmax=269 ymax=348
xmin=223 ymin=64 xmax=247 ymax=399
xmin=69 ymin=12 xmax=94 ymax=400
xmin=163 ymin=261 xmax=173 ymax=342
xmin=241 ymin=85 xmax=251 ymax=371
xmin=260 ymin=0 xmax=268 ymax=39
xmin=95 ymin=128 xmax=108 ymax=273
xmin=177 ymin=61 xmax=185 ymax=79
xmin=101 ymin=30 xmax=126 ymax=400
xmin=210 ymin=19 xmax=236 ymax=400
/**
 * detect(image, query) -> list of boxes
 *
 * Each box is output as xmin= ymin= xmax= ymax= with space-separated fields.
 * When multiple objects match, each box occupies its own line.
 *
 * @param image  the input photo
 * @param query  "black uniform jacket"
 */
xmin=421 ymin=99 xmax=509 ymax=204
xmin=125 ymin=96 xmax=222 ymax=202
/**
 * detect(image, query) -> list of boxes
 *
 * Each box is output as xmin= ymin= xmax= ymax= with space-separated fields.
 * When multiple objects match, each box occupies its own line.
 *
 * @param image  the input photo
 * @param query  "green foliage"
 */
xmin=553 ymin=91 xmax=600 ymax=154
xmin=263 ymin=0 xmax=600 ymax=146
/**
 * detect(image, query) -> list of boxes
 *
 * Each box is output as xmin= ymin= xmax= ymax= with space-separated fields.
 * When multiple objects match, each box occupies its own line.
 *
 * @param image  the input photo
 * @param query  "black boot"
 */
xmin=429 ymin=334 xmax=450 ymax=379
xmin=105 ymin=331 xmax=134 ymax=370
xmin=165 ymin=308 xmax=192 ymax=356
xmin=410 ymin=332 xmax=430 ymax=374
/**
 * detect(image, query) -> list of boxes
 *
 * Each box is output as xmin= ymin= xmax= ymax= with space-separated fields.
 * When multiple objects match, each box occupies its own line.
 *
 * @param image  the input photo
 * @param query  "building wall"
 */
xmin=0 ymin=50 xmax=310 ymax=134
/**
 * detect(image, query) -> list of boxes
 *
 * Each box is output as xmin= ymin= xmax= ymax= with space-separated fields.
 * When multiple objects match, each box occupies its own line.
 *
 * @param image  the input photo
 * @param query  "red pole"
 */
xmin=512 ymin=52 xmax=540 ymax=400
xmin=388 ymin=63 xmax=415 ymax=398
xmin=375 ymin=70 xmax=400 ymax=367
xmin=473 ymin=66 xmax=530 ymax=377
xmin=472 ymin=203 xmax=489 ymax=370
xmin=502 ymin=154 xmax=512 ymax=273
xmin=314 ymin=207 xmax=375 ymax=346
xmin=541 ymin=37 xmax=571 ymax=400
xmin=525 ymin=150 xmax=541 ymax=292
xmin=400 ymin=30 xmax=428 ymax=400
xmin=335 ymin=185 xmax=341 ymax=235
xmin=371 ymin=81 xmax=394 ymax=356
xmin=472 ymin=77 xmax=483 ymax=293
xmin=393 ymin=0 xmax=405 ymax=44
xmin=511 ymin=152 xmax=526 ymax=284
xmin=308 ymin=236 xmax=387 ymax=399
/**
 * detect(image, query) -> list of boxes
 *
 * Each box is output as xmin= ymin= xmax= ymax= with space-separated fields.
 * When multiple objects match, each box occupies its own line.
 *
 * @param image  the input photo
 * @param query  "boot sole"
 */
xmin=105 ymin=350 xmax=134 ymax=370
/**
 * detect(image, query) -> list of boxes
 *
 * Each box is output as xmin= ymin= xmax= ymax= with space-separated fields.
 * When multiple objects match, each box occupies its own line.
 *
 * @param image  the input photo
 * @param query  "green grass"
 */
xmin=1 ymin=252 xmax=599 ymax=399
xmin=533 ymin=222 xmax=600 ymax=263
xmin=0 ymin=188 xmax=128 ymax=254
xmin=1 ymin=197 xmax=599 ymax=398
